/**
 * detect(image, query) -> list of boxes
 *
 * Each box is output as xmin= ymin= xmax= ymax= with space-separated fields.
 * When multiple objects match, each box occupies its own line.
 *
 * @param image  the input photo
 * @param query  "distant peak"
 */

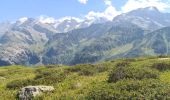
xmin=145 ymin=6 xmax=159 ymax=11
xmin=127 ymin=6 xmax=160 ymax=15
xmin=18 ymin=17 xmax=28 ymax=23
xmin=58 ymin=17 xmax=83 ymax=23
xmin=135 ymin=6 xmax=160 ymax=13
xmin=38 ymin=16 xmax=57 ymax=24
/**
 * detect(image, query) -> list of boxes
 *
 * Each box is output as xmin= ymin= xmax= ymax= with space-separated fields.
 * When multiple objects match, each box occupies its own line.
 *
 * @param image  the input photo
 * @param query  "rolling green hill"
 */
xmin=1 ymin=56 xmax=170 ymax=99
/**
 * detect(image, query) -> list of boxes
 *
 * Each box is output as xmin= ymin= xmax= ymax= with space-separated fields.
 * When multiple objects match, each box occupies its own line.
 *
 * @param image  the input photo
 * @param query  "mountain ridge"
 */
xmin=0 ymin=7 xmax=170 ymax=66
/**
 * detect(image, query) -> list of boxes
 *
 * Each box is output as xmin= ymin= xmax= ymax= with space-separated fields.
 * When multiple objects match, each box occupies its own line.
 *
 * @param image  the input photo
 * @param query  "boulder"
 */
xmin=0 ymin=76 xmax=6 ymax=80
xmin=18 ymin=86 xmax=54 ymax=100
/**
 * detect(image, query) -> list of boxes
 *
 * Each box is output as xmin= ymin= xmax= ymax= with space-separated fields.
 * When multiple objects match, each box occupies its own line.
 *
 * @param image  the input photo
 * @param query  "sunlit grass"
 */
xmin=1 ymin=57 xmax=170 ymax=99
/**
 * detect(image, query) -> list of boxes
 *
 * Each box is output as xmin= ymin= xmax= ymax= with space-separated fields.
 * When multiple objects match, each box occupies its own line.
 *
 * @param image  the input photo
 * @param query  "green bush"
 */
xmin=45 ymin=65 xmax=63 ymax=68
xmin=6 ymin=68 xmax=70 ymax=89
xmin=115 ymin=61 xmax=130 ymax=68
xmin=108 ymin=62 xmax=159 ymax=82
xmin=158 ymin=55 xmax=169 ymax=58
xmin=95 ymin=63 xmax=110 ymax=73
xmin=122 ymin=58 xmax=137 ymax=62
xmin=152 ymin=62 xmax=170 ymax=71
xmin=6 ymin=79 xmax=32 ymax=89
xmin=87 ymin=79 xmax=170 ymax=100
xmin=34 ymin=68 xmax=69 ymax=84
xmin=67 ymin=64 xmax=108 ymax=76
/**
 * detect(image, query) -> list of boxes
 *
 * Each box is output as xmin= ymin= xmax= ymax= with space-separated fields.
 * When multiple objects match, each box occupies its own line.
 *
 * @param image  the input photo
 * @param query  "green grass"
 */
xmin=1 ymin=56 xmax=170 ymax=99
xmin=106 ymin=43 xmax=133 ymax=56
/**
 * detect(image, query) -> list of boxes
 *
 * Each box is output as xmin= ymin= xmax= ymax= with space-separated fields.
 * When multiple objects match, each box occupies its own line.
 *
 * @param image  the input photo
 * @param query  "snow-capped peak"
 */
xmin=38 ymin=16 xmax=84 ymax=24
xmin=15 ymin=15 xmax=108 ymax=33
xmin=141 ymin=6 xmax=159 ymax=12
xmin=149 ymin=6 xmax=155 ymax=10
xmin=58 ymin=16 xmax=83 ymax=23
xmin=38 ymin=16 xmax=57 ymax=24
xmin=18 ymin=17 xmax=28 ymax=23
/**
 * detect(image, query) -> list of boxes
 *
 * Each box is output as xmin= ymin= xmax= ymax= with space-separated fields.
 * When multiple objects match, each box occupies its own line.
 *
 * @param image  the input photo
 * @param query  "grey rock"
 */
xmin=18 ymin=86 xmax=54 ymax=100
xmin=0 ymin=76 xmax=6 ymax=80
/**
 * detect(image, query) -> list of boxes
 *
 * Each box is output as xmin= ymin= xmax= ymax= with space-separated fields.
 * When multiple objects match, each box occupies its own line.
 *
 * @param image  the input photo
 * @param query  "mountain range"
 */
xmin=0 ymin=6 xmax=170 ymax=66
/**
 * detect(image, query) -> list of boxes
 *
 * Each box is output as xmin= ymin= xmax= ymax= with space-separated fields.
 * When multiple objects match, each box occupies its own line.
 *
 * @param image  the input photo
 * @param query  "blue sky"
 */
xmin=0 ymin=0 xmax=170 ymax=22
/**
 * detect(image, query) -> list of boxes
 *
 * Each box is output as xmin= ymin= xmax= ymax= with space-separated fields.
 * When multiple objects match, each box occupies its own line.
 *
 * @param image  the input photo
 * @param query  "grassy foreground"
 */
xmin=1 ymin=56 xmax=170 ymax=99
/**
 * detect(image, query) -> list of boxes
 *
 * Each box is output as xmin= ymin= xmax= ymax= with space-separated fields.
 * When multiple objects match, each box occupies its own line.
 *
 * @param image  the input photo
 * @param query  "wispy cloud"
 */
xmin=85 ymin=0 xmax=170 ymax=21
xmin=85 ymin=0 xmax=120 ymax=21
xmin=41 ymin=0 xmax=170 ymax=23
xmin=121 ymin=0 xmax=170 ymax=13
xmin=78 ymin=0 xmax=88 ymax=4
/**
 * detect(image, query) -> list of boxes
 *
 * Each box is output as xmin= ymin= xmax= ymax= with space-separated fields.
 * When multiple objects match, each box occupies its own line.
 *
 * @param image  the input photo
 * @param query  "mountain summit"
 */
xmin=113 ymin=6 xmax=170 ymax=31
xmin=145 ymin=6 xmax=159 ymax=11
xmin=127 ymin=6 xmax=160 ymax=16
xmin=137 ymin=6 xmax=159 ymax=12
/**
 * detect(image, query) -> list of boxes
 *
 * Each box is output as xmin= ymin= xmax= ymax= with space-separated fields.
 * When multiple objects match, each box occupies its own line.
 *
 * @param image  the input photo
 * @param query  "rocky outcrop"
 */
xmin=0 ymin=44 xmax=40 ymax=66
xmin=18 ymin=86 xmax=54 ymax=100
xmin=0 ymin=76 xmax=6 ymax=80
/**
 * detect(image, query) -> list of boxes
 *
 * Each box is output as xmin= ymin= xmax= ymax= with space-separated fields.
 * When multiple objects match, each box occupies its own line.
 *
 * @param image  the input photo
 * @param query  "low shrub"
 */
xmin=45 ymin=65 xmax=63 ymax=68
xmin=6 ymin=68 xmax=70 ymax=89
xmin=152 ymin=62 xmax=170 ymax=71
xmin=34 ymin=68 xmax=69 ymax=84
xmin=158 ymin=55 xmax=169 ymax=58
xmin=122 ymin=58 xmax=137 ymax=62
xmin=108 ymin=62 xmax=159 ymax=83
xmin=67 ymin=64 xmax=109 ymax=76
xmin=115 ymin=61 xmax=130 ymax=68
xmin=6 ymin=79 xmax=32 ymax=89
xmin=87 ymin=79 xmax=170 ymax=100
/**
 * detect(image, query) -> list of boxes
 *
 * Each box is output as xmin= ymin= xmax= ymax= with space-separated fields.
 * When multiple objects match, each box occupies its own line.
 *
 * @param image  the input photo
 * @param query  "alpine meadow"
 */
xmin=1 ymin=0 xmax=170 ymax=100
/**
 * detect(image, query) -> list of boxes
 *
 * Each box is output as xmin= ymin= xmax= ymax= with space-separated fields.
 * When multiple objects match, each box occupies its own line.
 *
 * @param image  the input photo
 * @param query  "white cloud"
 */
xmin=121 ymin=0 xmax=170 ymax=13
xmin=81 ymin=0 xmax=170 ymax=22
xmin=58 ymin=16 xmax=83 ymax=22
xmin=38 ymin=0 xmax=170 ymax=24
xmin=85 ymin=11 xmax=104 ymax=20
xmin=78 ymin=0 xmax=88 ymax=4
xmin=85 ymin=0 xmax=120 ymax=21
xmin=38 ymin=16 xmax=57 ymax=24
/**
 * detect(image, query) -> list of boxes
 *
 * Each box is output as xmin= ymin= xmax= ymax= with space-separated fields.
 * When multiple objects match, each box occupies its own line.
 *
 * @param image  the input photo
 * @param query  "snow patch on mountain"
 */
xmin=19 ymin=17 xmax=28 ymax=23
xmin=38 ymin=16 xmax=57 ymax=24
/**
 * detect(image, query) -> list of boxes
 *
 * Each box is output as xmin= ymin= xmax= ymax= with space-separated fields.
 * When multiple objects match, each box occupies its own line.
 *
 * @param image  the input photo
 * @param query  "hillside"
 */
xmin=1 ymin=7 xmax=170 ymax=66
xmin=1 ymin=56 xmax=170 ymax=99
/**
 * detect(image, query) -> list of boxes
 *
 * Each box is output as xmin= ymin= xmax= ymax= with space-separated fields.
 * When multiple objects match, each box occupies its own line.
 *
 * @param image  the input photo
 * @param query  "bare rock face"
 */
xmin=18 ymin=86 xmax=54 ymax=100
